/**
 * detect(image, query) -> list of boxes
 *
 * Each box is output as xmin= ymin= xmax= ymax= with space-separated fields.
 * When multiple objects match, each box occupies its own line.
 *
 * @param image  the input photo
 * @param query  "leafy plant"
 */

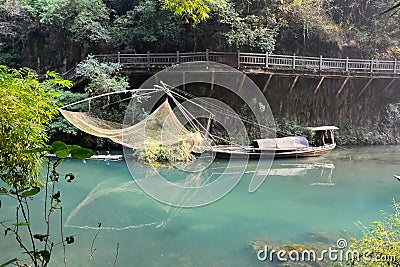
xmin=346 ymin=201 xmax=400 ymax=266
xmin=0 ymin=66 xmax=93 ymax=266
xmin=47 ymin=90 xmax=89 ymax=137
xmin=276 ymin=118 xmax=306 ymax=138
xmin=223 ymin=14 xmax=278 ymax=52
xmin=0 ymin=66 xmax=71 ymax=187
xmin=0 ymin=141 xmax=93 ymax=267
xmin=134 ymin=138 xmax=194 ymax=164
xmin=111 ymin=0 xmax=181 ymax=52
xmin=20 ymin=0 xmax=111 ymax=43
xmin=75 ymin=55 xmax=129 ymax=96
xmin=163 ymin=0 xmax=215 ymax=24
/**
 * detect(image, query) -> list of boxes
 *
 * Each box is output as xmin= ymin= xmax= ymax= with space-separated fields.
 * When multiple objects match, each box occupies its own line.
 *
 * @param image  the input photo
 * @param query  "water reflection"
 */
xmin=253 ymin=161 xmax=335 ymax=186
xmin=64 ymin=159 xmax=337 ymax=231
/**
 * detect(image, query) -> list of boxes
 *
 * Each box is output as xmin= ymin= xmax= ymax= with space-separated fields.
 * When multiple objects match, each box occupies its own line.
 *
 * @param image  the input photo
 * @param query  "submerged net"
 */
xmin=60 ymin=99 xmax=206 ymax=154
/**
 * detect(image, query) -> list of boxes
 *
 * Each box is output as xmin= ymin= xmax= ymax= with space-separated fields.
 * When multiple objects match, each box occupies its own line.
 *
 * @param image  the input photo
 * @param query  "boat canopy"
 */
xmin=305 ymin=126 xmax=339 ymax=131
xmin=253 ymin=136 xmax=309 ymax=149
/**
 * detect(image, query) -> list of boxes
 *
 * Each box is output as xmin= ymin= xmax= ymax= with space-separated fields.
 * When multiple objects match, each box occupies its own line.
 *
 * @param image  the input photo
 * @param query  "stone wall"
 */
xmin=251 ymin=74 xmax=400 ymax=144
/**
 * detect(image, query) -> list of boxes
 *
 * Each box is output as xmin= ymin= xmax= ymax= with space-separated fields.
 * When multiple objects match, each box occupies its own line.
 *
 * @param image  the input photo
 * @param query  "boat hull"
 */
xmin=211 ymin=144 xmax=336 ymax=160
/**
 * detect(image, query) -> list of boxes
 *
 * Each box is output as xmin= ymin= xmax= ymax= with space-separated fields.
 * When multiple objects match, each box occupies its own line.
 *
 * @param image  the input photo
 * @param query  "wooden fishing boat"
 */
xmin=211 ymin=126 xmax=338 ymax=159
xmin=47 ymin=153 xmax=123 ymax=161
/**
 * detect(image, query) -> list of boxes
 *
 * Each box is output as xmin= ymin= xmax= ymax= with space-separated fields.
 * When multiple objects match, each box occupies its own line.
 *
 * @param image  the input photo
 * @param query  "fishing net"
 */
xmin=60 ymin=99 xmax=206 ymax=154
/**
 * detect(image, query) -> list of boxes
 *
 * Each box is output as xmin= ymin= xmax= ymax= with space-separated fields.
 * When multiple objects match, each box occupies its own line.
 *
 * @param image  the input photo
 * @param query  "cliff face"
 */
xmin=20 ymin=29 xmax=111 ymax=73
xmin=250 ymin=74 xmax=400 ymax=144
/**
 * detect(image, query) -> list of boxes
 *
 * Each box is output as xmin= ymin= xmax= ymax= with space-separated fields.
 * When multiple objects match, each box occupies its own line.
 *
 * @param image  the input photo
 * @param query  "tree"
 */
xmin=163 ymin=0 xmax=215 ymax=24
xmin=0 ymin=67 xmax=70 ymax=187
xmin=0 ymin=66 xmax=94 ymax=266
xmin=329 ymin=0 xmax=400 ymax=58
xmin=274 ymin=0 xmax=339 ymax=55
xmin=20 ymin=0 xmax=111 ymax=43
xmin=111 ymin=0 xmax=181 ymax=52
xmin=75 ymin=55 xmax=129 ymax=95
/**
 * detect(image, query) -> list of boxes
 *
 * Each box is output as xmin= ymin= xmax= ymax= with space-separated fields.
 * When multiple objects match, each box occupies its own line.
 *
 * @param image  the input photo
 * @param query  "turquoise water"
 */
xmin=1 ymin=146 xmax=400 ymax=266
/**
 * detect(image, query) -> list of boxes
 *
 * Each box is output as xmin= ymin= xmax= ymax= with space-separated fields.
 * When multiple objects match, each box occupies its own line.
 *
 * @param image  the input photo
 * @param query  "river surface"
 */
xmin=1 ymin=146 xmax=399 ymax=266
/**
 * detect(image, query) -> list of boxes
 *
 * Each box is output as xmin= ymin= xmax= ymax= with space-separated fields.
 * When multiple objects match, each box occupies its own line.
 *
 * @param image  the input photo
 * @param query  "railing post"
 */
xmin=394 ymin=59 xmax=397 ymax=73
xmin=292 ymin=53 xmax=296 ymax=70
xmin=176 ymin=51 xmax=180 ymax=63
xmin=370 ymin=58 xmax=374 ymax=73
xmin=117 ymin=51 xmax=121 ymax=64
xmin=319 ymin=55 xmax=322 ymax=71
xmin=206 ymin=49 xmax=209 ymax=61
xmin=237 ymin=50 xmax=240 ymax=68
xmin=265 ymin=52 xmax=269 ymax=68
xmin=147 ymin=51 xmax=150 ymax=68
xmin=345 ymin=57 xmax=349 ymax=72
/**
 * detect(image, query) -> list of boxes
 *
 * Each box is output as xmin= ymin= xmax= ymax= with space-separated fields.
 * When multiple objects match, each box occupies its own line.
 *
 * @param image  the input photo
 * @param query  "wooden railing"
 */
xmin=63 ymin=51 xmax=400 ymax=80
xmin=94 ymin=51 xmax=237 ymax=68
xmin=239 ymin=52 xmax=400 ymax=74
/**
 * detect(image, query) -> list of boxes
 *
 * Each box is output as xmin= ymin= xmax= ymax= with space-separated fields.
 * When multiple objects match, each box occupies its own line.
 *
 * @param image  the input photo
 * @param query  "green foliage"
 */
xmin=0 ymin=66 xmax=69 ymax=188
xmin=0 ymin=140 xmax=93 ymax=266
xmin=279 ymin=0 xmax=339 ymax=39
xmin=163 ymin=0 xmax=214 ymax=23
xmin=347 ymin=201 xmax=400 ymax=266
xmin=49 ymin=141 xmax=94 ymax=159
xmin=329 ymin=0 xmax=400 ymax=58
xmin=134 ymin=138 xmax=194 ymax=164
xmin=0 ymin=63 xmax=93 ymax=266
xmin=383 ymin=103 xmax=400 ymax=127
xmin=21 ymin=0 xmax=71 ymax=26
xmin=212 ymin=0 xmax=278 ymax=52
xmin=70 ymin=0 xmax=111 ymax=42
xmin=47 ymin=90 xmax=88 ymax=137
xmin=224 ymin=14 xmax=278 ymax=52
xmin=111 ymin=0 xmax=181 ymax=52
xmin=20 ymin=0 xmax=111 ymax=42
xmin=76 ymin=55 xmax=129 ymax=95
xmin=272 ymin=0 xmax=339 ymax=54
xmin=276 ymin=118 xmax=306 ymax=138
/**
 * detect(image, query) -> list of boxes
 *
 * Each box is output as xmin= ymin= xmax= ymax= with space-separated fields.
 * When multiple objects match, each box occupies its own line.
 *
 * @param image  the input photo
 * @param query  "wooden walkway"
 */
xmin=62 ymin=51 xmax=400 ymax=96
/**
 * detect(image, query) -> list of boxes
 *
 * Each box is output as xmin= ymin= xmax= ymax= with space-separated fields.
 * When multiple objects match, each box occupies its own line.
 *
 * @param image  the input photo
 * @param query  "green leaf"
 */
xmin=33 ymin=234 xmax=49 ymax=242
xmin=51 ymin=141 xmax=68 ymax=152
xmin=0 ymin=258 xmax=18 ymax=267
xmin=39 ymin=250 xmax=51 ymax=262
xmin=67 ymin=145 xmax=82 ymax=151
xmin=65 ymin=173 xmax=75 ymax=182
xmin=0 ymin=187 xmax=8 ymax=194
xmin=50 ymin=91 xmax=62 ymax=98
xmin=21 ymin=187 xmax=40 ymax=197
xmin=14 ymin=222 xmax=29 ymax=227
xmin=27 ymin=251 xmax=41 ymax=260
xmin=26 ymin=145 xmax=52 ymax=153
xmin=70 ymin=148 xmax=94 ymax=160
xmin=54 ymin=149 xmax=69 ymax=159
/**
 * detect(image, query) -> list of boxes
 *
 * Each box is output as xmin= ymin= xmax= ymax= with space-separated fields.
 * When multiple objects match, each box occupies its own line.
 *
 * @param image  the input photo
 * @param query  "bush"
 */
xmin=347 ymin=201 xmax=400 ymax=266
